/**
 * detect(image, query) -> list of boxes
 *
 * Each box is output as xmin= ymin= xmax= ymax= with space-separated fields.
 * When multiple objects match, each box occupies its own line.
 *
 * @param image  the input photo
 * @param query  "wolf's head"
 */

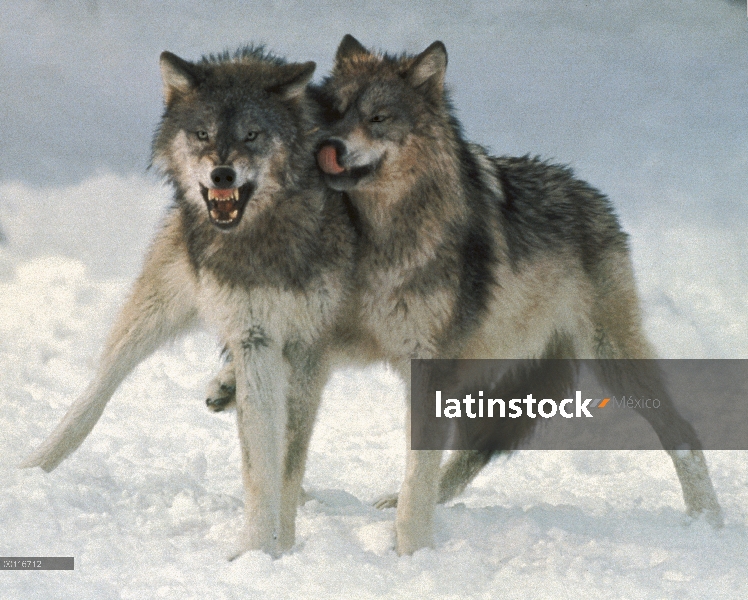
xmin=314 ymin=35 xmax=453 ymax=197
xmin=152 ymin=48 xmax=316 ymax=231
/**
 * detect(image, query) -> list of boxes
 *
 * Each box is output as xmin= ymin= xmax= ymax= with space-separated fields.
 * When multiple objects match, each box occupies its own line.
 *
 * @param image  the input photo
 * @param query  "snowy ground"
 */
xmin=4 ymin=189 xmax=748 ymax=600
xmin=1 ymin=1 xmax=747 ymax=598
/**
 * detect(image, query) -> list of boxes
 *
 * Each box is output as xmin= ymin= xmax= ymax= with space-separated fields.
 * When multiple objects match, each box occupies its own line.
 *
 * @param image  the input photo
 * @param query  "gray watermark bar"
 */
xmin=1 ymin=557 xmax=74 ymax=570
xmin=411 ymin=359 xmax=748 ymax=450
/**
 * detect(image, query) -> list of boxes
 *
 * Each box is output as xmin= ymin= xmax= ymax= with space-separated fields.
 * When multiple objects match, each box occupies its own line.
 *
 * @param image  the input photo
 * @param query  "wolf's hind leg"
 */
xmin=375 ymin=336 xmax=576 ymax=510
xmin=373 ymin=450 xmax=494 ymax=509
xmin=666 ymin=449 xmax=722 ymax=526
xmin=591 ymin=253 xmax=722 ymax=526
xmin=20 ymin=216 xmax=198 ymax=472
xmin=435 ymin=450 xmax=495 ymax=504
xmin=594 ymin=358 xmax=723 ymax=526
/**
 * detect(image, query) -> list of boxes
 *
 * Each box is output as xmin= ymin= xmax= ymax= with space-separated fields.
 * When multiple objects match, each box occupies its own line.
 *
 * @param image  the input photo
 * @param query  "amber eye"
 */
xmin=196 ymin=130 xmax=209 ymax=141
xmin=245 ymin=131 xmax=259 ymax=142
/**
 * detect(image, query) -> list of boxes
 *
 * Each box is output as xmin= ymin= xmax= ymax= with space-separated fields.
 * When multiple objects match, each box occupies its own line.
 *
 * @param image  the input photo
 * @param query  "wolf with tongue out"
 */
xmin=20 ymin=47 xmax=357 ymax=559
xmin=310 ymin=35 xmax=723 ymax=555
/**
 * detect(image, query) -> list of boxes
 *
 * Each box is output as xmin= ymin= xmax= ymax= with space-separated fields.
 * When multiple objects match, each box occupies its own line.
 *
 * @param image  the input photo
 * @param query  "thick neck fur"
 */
xmin=349 ymin=120 xmax=472 ymax=272
xmin=348 ymin=115 xmax=502 ymax=354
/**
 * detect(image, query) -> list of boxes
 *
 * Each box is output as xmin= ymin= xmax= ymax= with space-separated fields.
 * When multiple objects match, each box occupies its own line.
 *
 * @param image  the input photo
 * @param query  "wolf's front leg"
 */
xmin=277 ymin=345 xmax=328 ymax=550
xmin=20 ymin=216 xmax=198 ymax=472
xmin=230 ymin=330 xmax=289 ymax=558
xmin=395 ymin=399 xmax=443 ymax=555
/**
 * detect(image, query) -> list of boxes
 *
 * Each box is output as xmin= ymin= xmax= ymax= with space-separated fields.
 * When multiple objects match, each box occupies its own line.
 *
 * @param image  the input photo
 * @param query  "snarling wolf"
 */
xmin=310 ymin=35 xmax=721 ymax=554
xmin=20 ymin=47 xmax=356 ymax=558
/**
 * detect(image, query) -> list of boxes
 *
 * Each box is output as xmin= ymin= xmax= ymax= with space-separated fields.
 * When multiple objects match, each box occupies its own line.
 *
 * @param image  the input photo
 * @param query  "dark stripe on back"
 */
xmin=446 ymin=141 xmax=499 ymax=346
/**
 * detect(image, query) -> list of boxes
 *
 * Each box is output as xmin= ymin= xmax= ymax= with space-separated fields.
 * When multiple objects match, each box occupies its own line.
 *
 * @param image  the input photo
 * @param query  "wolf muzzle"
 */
xmin=317 ymin=140 xmax=379 ymax=191
xmin=200 ymin=167 xmax=254 ymax=230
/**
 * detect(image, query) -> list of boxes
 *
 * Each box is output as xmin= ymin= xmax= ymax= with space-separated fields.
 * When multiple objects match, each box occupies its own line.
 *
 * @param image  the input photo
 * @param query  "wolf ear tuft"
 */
xmin=160 ymin=51 xmax=199 ymax=103
xmin=335 ymin=35 xmax=369 ymax=64
xmin=268 ymin=61 xmax=316 ymax=100
xmin=407 ymin=41 xmax=448 ymax=92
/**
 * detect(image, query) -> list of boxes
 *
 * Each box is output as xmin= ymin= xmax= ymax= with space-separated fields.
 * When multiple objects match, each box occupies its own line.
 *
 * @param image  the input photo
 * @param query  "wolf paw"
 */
xmin=205 ymin=377 xmax=236 ymax=412
xmin=373 ymin=492 xmax=398 ymax=509
xmin=206 ymin=356 xmax=236 ymax=412
xmin=206 ymin=385 xmax=236 ymax=412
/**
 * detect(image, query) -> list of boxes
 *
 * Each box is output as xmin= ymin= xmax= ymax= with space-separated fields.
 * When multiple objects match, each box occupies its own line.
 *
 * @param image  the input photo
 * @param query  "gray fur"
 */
xmin=20 ymin=48 xmax=356 ymax=559
xmin=198 ymin=37 xmax=723 ymax=554
xmin=313 ymin=36 xmax=722 ymax=554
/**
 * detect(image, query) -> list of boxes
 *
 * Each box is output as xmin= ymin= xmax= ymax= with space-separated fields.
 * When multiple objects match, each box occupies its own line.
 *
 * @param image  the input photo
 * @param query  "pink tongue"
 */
xmin=317 ymin=145 xmax=345 ymax=175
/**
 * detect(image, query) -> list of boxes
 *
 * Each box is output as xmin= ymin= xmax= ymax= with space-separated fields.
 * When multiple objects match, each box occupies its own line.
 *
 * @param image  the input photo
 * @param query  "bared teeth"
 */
xmin=208 ymin=188 xmax=239 ymax=201
xmin=210 ymin=209 xmax=236 ymax=222
xmin=203 ymin=185 xmax=245 ymax=225
xmin=209 ymin=199 xmax=240 ymax=223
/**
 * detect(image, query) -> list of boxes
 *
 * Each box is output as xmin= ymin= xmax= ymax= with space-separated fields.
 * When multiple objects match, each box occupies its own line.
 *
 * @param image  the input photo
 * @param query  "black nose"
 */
xmin=210 ymin=167 xmax=236 ymax=188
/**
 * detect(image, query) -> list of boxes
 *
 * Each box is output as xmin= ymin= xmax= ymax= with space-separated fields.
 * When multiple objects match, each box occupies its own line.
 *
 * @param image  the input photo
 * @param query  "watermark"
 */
xmin=1 ymin=557 xmax=74 ymax=570
xmin=411 ymin=359 xmax=748 ymax=450
xmin=435 ymin=391 xmax=660 ymax=420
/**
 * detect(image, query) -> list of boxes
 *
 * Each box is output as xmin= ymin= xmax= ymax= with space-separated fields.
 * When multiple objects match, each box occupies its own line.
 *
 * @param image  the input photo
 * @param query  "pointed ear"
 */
xmin=160 ymin=51 xmax=199 ymax=103
xmin=407 ymin=41 xmax=447 ymax=91
xmin=335 ymin=34 xmax=369 ymax=65
xmin=268 ymin=61 xmax=316 ymax=100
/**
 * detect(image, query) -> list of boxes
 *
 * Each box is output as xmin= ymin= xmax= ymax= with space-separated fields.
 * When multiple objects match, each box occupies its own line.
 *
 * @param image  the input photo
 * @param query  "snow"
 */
xmin=1 ymin=0 xmax=747 ymax=598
